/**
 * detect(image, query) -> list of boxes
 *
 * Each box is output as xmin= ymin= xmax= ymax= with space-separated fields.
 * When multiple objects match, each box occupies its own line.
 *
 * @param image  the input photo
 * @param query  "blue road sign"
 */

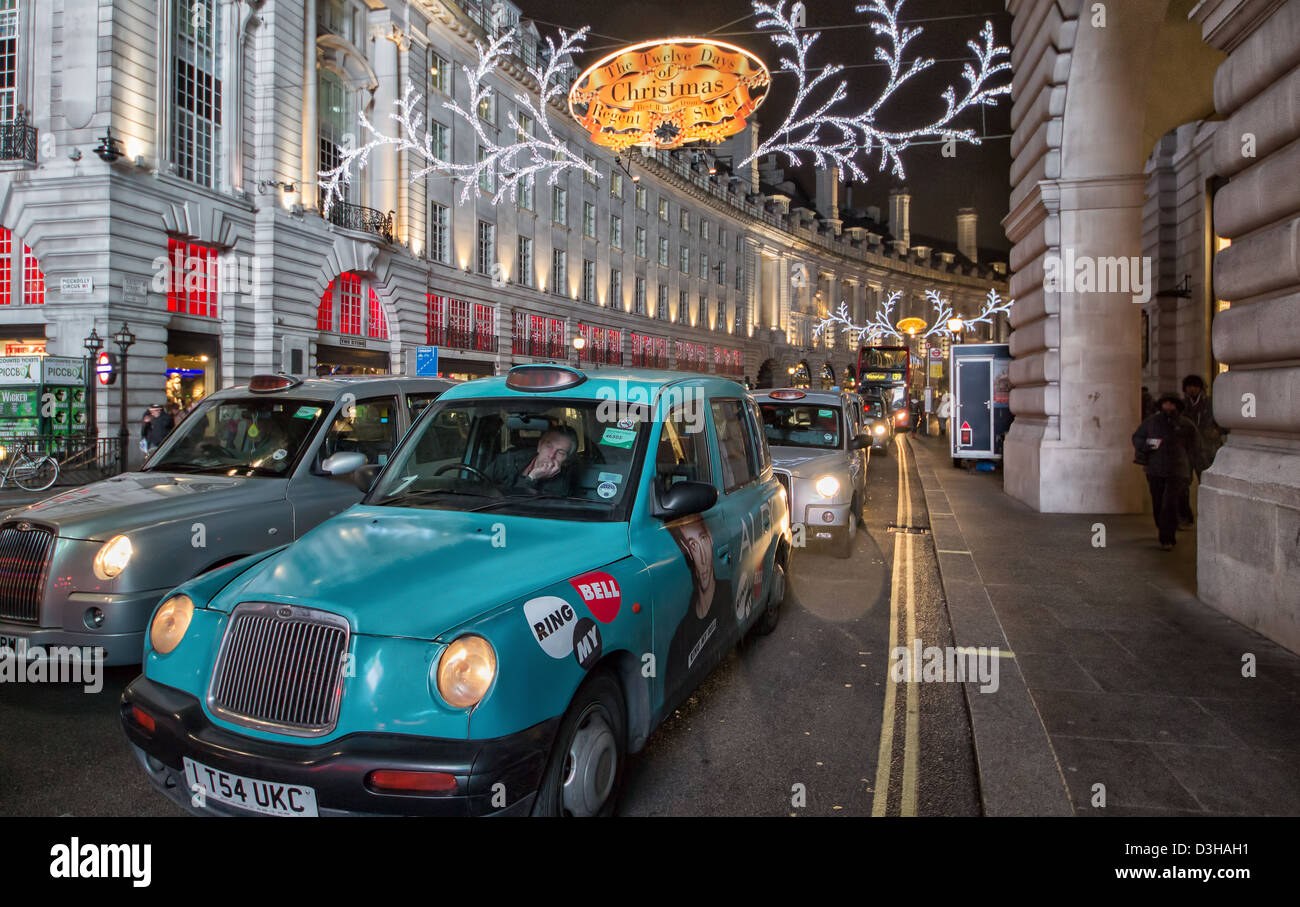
xmin=415 ymin=346 xmax=439 ymax=377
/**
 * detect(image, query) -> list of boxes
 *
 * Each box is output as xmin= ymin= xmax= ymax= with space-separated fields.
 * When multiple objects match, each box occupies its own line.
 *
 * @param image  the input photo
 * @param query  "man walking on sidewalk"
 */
xmin=1178 ymin=374 xmax=1222 ymax=528
xmin=1132 ymin=393 xmax=1200 ymax=550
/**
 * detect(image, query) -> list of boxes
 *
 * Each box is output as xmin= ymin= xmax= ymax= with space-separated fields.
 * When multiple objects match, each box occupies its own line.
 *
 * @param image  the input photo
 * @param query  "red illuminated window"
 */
xmin=472 ymin=303 xmax=495 ymax=351
xmin=167 ymin=238 xmax=219 ymax=317
xmin=0 ymin=228 xmax=11 ymax=306
xmin=338 ymin=272 xmax=362 ymax=335
xmin=367 ymin=287 xmax=388 ymax=339
xmin=318 ymin=281 xmax=334 ymax=331
xmin=427 ymin=294 xmax=446 ymax=344
xmin=21 ymin=245 xmax=43 ymax=305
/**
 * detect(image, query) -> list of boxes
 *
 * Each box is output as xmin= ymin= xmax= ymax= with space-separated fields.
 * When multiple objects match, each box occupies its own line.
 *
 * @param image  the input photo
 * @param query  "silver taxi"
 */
xmin=752 ymin=388 xmax=870 ymax=558
xmin=0 ymin=373 xmax=453 ymax=665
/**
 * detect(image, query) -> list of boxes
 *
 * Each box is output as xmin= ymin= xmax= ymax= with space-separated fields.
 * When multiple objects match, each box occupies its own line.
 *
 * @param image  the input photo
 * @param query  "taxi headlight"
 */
xmin=873 ymin=423 xmax=886 ymax=435
xmin=150 ymin=594 xmax=194 ymax=655
xmin=436 ymin=635 xmax=497 ymax=709
xmin=815 ymin=475 xmax=840 ymax=498
xmin=93 ymin=535 xmax=134 ymax=579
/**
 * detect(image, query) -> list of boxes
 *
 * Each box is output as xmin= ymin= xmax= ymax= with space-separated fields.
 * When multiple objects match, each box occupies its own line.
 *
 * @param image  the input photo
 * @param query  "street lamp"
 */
xmin=947 ymin=316 xmax=965 ymax=339
xmin=572 ymin=334 xmax=586 ymax=365
xmin=113 ymin=323 xmax=136 ymax=473
xmin=83 ymin=328 xmax=103 ymax=441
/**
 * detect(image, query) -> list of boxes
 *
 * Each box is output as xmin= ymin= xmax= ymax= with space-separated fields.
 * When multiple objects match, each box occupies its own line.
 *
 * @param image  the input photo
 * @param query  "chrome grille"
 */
xmin=209 ymin=604 xmax=350 ymax=737
xmin=774 ymin=471 xmax=791 ymax=503
xmin=0 ymin=522 xmax=54 ymax=623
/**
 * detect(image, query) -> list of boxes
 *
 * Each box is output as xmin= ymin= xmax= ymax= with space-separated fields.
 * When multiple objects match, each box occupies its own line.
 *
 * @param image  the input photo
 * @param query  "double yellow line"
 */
xmin=871 ymin=435 xmax=921 ymax=817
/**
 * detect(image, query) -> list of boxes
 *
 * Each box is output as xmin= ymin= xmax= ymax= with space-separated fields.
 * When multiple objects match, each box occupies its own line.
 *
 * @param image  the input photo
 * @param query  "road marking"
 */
xmin=936 ymin=549 xmax=971 ymax=555
xmin=871 ymin=435 xmax=906 ymax=817
xmin=900 ymin=440 xmax=920 ymax=818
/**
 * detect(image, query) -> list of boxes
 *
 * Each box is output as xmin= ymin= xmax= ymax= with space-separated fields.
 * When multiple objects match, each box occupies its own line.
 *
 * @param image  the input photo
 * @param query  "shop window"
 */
xmin=21 ymin=244 xmax=42 ymax=304
xmin=167 ymin=237 xmax=219 ymax=317
xmin=367 ymin=286 xmax=388 ymax=339
xmin=318 ymin=271 xmax=386 ymax=338
xmin=339 ymin=273 xmax=362 ymax=335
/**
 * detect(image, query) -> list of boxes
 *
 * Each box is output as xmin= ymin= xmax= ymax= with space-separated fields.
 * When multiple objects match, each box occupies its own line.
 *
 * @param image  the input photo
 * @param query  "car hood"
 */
xmin=210 ymin=506 xmax=632 ymax=640
xmin=9 ymin=471 xmax=282 ymax=541
xmin=769 ymin=448 xmax=847 ymax=477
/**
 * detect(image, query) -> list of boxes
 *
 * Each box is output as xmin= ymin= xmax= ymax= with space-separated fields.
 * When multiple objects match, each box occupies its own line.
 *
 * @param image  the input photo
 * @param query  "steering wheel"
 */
xmin=434 ymin=462 xmax=489 ymax=481
xmin=199 ymin=441 xmax=230 ymax=458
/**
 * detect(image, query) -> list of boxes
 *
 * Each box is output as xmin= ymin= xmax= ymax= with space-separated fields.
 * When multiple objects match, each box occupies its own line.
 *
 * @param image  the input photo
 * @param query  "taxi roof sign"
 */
xmin=505 ymin=365 xmax=587 ymax=393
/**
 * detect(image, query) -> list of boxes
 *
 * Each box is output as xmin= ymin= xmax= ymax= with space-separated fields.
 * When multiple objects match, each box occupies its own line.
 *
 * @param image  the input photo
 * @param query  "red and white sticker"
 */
xmin=568 ymin=571 xmax=621 ymax=623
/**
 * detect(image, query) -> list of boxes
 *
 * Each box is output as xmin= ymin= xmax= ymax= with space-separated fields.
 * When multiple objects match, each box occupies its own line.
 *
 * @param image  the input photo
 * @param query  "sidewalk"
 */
xmin=910 ymin=434 xmax=1300 ymax=816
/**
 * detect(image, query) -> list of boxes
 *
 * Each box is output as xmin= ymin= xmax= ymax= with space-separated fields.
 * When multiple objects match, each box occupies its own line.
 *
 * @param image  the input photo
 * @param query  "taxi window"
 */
xmin=405 ymin=391 xmax=444 ymax=425
xmin=319 ymin=396 xmax=398 ymax=467
xmin=744 ymin=398 xmax=771 ymax=472
xmin=656 ymin=406 xmax=712 ymax=492
xmin=710 ymin=399 xmax=756 ymax=493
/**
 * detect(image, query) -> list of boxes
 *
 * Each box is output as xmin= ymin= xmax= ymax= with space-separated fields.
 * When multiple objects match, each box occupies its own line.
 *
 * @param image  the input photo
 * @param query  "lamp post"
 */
xmin=83 ymin=328 xmax=103 ymax=441
xmin=113 ymin=323 xmax=135 ymax=472
xmin=572 ymin=334 xmax=586 ymax=366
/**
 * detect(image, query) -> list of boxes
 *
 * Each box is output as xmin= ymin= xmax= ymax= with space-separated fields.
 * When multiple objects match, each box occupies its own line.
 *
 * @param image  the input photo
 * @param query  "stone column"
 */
xmin=1193 ymin=0 xmax=1300 ymax=654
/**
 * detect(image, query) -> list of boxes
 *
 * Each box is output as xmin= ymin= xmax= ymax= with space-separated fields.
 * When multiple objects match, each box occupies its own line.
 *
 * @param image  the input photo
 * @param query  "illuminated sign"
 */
xmin=96 ymin=351 xmax=117 ymax=386
xmin=4 ymin=342 xmax=45 ymax=356
xmin=568 ymin=38 xmax=770 ymax=151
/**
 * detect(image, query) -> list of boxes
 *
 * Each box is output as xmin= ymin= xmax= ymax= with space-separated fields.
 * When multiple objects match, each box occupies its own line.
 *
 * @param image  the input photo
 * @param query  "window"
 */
xmin=406 ymin=391 xmax=445 ymax=424
xmin=635 ymin=226 xmax=647 ymax=258
xmin=701 ymin=220 xmax=710 ymax=242
xmin=516 ymin=114 xmax=533 ymax=142
xmin=609 ymin=269 xmax=622 ymax=308
xmin=736 ymin=233 xmax=744 ymax=253
xmin=166 ymin=238 xmax=218 ymax=317
xmin=717 ymin=261 xmax=726 ymax=286
xmin=320 ymin=396 xmax=399 ymax=468
xmin=172 ymin=0 xmax=223 ymax=188
xmin=700 ymin=252 xmax=709 ymax=281
xmin=584 ymin=153 xmax=598 ymax=185
xmin=318 ymin=70 xmax=352 ymax=206
xmin=21 ymin=243 xmax=43 ymax=305
xmin=431 ymin=121 xmax=449 ymax=160
xmin=477 ymin=146 xmax=494 ymax=194
xmin=477 ymin=88 xmax=495 ymax=126
xmin=679 ymin=290 xmax=689 ymax=324
xmin=680 ymin=209 xmax=690 ymax=231
xmin=736 ymin=263 xmax=743 ymax=291
xmin=636 ymin=184 xmax=647 ymax=210
xmin=634 ymin=277 xmax=646 ymax=315
xmin=610 ymin=215 xmax=623 ymax=250
xmin=655 ymin=406 xmax=712 ymax=494
xmin=477 ymin=221 xmax=495 ymax=275
xmin=317 ymin=272 xmax=385 ymax=337
xmin=367 ymin=286 xmax=388 ymax=339
xmin=698 ymin=297 xmax=708 ymax=327
xmin=429 ymin=50 xmax=450 ymax=95
xmin=517 ymin=235 xmax=533 ymax=287
xmin=611 ymin=172 xmax=624 ymax=199
xmin=429 ymin=204 xmax=449 ymax=264
xmin=552 ymin=186 xmax=568 ymax=226
xmin=657 ymin=284 xmax=669 ymax=319
xmin=0 ymin=0 xmax=19 ymax=122
xmin=716 ymin=299 xmax=727 ymax=330
xmin=658 ymin=237 xmax=669 ymax=268
xmin=711 ymin=399 xmax=757 ymax=492
xmin=658 ymin=198 xmax=669 ymax=222
xmin=582 ymin=259 xmax=596 ymax=303
xmin=719 ymin=227 xmax=728 ymax=248
xmin=519 ymin=174 xmax=534 ymax=211
xmin=680 ymin=245 xmax=690 ymax=274
xmin=583 ymin=202 xmax=596 ymax=239
xmin=552 ymin=248 xmax=567 ymax=293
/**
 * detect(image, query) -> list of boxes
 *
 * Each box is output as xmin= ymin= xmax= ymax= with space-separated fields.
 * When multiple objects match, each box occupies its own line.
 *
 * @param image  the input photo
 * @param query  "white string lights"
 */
xmin=318 ymin=0 xmax=1011 ymax=210
xmin=813 ymin=288 xmax=1014 ymax=343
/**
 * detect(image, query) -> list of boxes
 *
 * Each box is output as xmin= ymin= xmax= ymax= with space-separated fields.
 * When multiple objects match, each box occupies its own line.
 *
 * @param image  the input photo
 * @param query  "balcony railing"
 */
xmin=321 ymin=194 xmax=394 ymax=242
xmin=0 ymin=116 xmax=37 ymax=165
xmin=429 ymin=325 xmax=498 ymax=352
xmin=580 ymin=347 xmax=624 ymax=366
xmin=511 ymin=336 xmax=566 ymax=359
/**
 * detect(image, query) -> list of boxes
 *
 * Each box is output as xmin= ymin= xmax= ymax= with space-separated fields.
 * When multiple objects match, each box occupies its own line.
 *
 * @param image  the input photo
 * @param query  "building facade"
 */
xmin=0 ymin=0 xmax=1008 ymax=469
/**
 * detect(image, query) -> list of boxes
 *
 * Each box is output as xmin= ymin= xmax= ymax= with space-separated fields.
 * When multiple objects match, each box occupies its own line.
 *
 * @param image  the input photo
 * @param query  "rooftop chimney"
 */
xmin=815 ymin=169 xmax=839 ymax=220
xmin=888 ymin=187 xmax=910 ymax=251
xmin=957 ymin=207 xmax=978 ymax=263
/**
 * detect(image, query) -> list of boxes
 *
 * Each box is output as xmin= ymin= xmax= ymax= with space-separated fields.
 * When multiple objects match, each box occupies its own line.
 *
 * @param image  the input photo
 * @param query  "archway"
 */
xmin=756 ymin=358 xmax=778 ymax=389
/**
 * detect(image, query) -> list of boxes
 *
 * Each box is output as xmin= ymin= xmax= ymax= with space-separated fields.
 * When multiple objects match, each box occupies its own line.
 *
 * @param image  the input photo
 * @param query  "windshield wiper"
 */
xmin=377 ymin=487 xmax=497 ymax=507
xmin=469 ymin=493 xmax=611 ymax=514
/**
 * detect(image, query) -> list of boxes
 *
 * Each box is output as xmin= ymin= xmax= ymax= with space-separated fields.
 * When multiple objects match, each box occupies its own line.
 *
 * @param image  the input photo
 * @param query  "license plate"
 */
xmin=184 ymin=757 xmax=318 ymax=817
xmin=0 ymin=633 xmax=26 ymax=655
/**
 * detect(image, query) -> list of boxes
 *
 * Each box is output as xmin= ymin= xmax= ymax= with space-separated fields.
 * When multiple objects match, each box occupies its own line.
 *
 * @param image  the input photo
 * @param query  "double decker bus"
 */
xmin=857 ymin=344 xmax=912 ymax=429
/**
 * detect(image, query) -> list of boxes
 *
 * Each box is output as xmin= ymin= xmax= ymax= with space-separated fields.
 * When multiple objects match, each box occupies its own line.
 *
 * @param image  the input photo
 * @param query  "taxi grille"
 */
xmin=774 ymin=470 xmax=791 ymax=503
xmin=0 ymin=522 xmax=54 ymax=624
xmin=209 ymin=604 xmax=349 ymax=737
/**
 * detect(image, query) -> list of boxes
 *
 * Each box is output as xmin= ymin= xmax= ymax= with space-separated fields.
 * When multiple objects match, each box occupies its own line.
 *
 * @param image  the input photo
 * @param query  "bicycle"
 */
xmin=0 ymin=442 xmax=60 ymax=491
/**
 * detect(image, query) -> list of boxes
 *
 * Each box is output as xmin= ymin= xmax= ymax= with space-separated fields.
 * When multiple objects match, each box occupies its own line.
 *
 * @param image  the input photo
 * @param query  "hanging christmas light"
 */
xmin=813 ymin=288 xmax=1014 ymax=343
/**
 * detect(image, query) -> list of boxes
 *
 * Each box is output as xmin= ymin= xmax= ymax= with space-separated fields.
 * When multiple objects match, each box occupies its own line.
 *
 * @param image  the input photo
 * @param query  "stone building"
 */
xmin=0 ymin=0 xmax=1007 ymax=469
xmin=1004 ymin=0 xmax=1300 ymax=652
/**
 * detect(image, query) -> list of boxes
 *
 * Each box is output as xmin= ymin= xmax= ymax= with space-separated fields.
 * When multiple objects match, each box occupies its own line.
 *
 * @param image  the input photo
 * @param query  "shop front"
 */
xmin=166 ymin=329 xmax=220 ymax=409
xmin=315 ymin=338 xmax=391 ymax=376
xmin=434 ymin=355 xmax=495 ymax=380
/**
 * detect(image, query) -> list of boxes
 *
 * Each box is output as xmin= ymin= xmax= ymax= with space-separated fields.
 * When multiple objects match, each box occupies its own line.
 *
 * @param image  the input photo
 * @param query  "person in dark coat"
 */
xmin=1177 ymin=374 xmax=1222 ymax=527
xmin=1132 ymin=393 xmax=1200 ymax=550
xmin=141 ymin=403 xmax=175 ymax=453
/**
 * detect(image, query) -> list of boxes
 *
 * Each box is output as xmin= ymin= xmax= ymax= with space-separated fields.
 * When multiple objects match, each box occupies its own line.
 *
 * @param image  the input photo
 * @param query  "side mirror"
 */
xmin=321 ymin=451 xmax=367 ymax=476
xmin=354 ymin=463 xmax=381 ymax=492
xmin=849 ymin=434 xmax=871 ymax=450
xmin=654 ymin=480 xmax=718 ymax=520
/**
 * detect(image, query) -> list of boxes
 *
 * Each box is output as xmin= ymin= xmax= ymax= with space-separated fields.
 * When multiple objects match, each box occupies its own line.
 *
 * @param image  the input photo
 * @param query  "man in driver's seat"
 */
xmin=487 ymin=425 xmax=579 ymax=494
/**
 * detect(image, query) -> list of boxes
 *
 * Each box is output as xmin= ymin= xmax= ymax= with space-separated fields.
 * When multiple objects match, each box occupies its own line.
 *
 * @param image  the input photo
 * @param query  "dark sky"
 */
xmin=517 ymin=0 xmax=1013 ymax=253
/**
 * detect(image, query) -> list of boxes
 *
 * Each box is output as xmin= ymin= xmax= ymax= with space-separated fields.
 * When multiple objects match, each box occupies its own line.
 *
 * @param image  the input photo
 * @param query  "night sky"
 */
xmin=517 ymin=0 xmax=1014 ymax=254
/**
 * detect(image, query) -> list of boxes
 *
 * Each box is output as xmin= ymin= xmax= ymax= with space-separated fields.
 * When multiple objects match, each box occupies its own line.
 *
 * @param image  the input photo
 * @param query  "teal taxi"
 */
xmin=121 ymin=365 xmax=792 ymax=816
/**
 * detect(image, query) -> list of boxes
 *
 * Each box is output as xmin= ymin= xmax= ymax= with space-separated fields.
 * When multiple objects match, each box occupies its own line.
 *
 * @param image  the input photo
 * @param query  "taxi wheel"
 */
xmin=833 ymin=504 xmax=858 ymax=559
xmin=533 ymin=671 xmax=627 ymax=817
xmin=752 ymin=555 xmax=788 ymax=636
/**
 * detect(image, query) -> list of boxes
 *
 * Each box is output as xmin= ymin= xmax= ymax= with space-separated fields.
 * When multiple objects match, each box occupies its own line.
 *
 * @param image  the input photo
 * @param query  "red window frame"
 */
xmin=167 ymin=238 xmax=219 ymax=318
xmin=22 ymin=245 xmax=44 ymax=305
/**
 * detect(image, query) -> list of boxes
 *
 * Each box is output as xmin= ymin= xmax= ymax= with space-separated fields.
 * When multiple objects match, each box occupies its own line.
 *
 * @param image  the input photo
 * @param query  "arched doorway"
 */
xmin=315 ymin=271 xmax=392 ymax=374
xmin=756 ymin=358 xmax=777 ymax=389
xmin=820 ymin=362 xmax=834 ymax=390
xmin=789 ymin=360 xmax=811 ymax=388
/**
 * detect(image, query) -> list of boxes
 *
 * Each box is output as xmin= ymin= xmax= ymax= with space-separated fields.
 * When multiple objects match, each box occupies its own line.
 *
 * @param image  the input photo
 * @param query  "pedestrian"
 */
xmin=1177 ymin=374 xmax=1222 ymax=527
xmin=936 ymin=391 xmax=952 ymax=436
xmin=141 ymin=403 xmax=175 ymax=454
xmin=1132 ymin=393 xmax=1200 ymax=550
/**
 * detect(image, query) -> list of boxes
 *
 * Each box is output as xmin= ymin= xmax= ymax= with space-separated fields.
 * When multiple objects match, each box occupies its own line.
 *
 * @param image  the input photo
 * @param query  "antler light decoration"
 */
xmin=813 ymin=288 xmax=1013 ymax=343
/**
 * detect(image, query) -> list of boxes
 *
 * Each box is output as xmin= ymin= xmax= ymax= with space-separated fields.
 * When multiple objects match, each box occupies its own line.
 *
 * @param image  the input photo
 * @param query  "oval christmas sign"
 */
xmin=568 ymin=38 xmax=771 ymax=151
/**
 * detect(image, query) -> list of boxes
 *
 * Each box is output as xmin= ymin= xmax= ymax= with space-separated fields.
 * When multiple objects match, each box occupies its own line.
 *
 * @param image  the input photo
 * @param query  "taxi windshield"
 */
xmin=145 ymin=398 xmax=331 ymax=477
xmin=760 ymin=403 xmax=842 ymax=450
xmin=369 ymin=398 xmax=648 ymax=521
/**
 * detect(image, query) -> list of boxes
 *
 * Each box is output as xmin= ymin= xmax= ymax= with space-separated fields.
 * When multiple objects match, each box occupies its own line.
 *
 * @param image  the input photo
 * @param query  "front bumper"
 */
xmin=0 ymin=587 xmax=165 ymax=666
xmin=121 ymin=676 xmax=558 ymax=817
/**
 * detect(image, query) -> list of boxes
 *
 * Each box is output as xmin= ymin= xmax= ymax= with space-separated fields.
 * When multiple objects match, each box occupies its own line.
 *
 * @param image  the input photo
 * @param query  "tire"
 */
xmin=14 ymin=455 xmax=58 ymax=491
xmin=532 ymin=671 xmax=627 ymax=817
xmin=753 ymin=552 xmax=789 ymax=636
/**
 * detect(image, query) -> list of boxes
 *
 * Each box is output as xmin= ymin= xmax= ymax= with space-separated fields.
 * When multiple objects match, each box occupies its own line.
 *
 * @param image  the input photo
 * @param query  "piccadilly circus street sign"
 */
xmin=568 ymin=38 xmax=771 ymax=151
